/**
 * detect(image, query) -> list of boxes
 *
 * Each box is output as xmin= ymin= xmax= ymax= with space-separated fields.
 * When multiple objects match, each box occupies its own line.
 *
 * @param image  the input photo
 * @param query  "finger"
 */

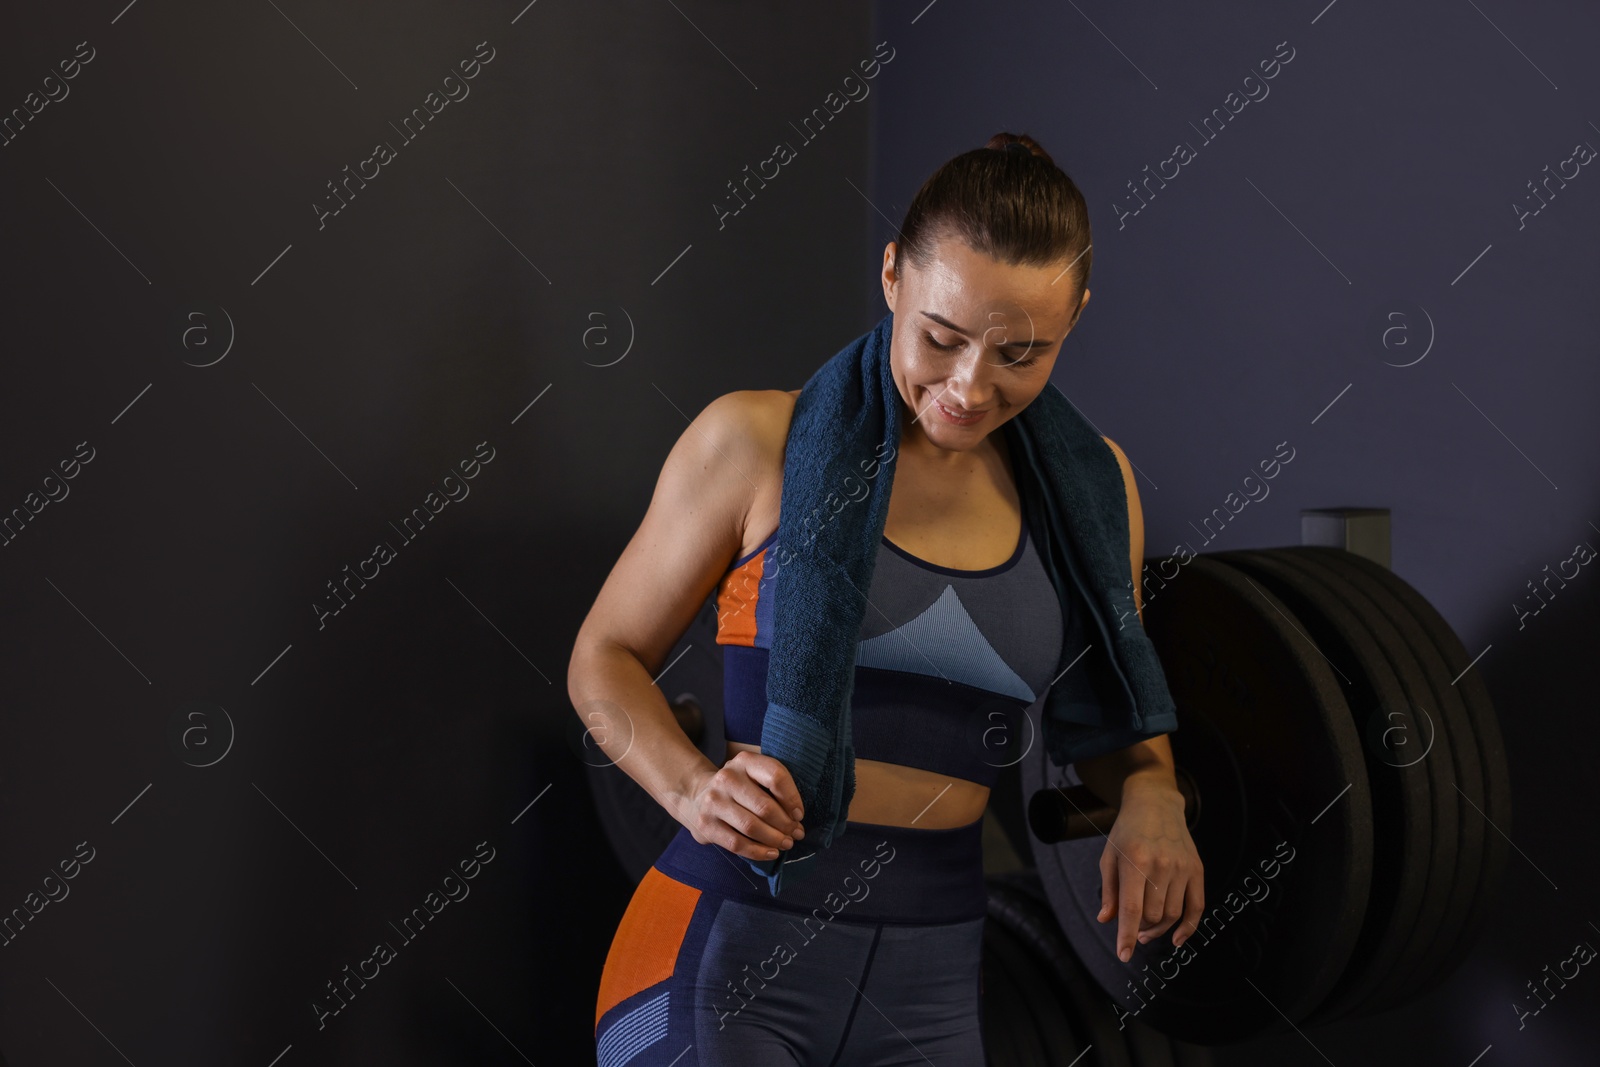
xmin=727 ymin=774 xmax=801 ymax=841
xmin=1094 ymin=844 xmax=1120 ymax=927
xmin=1140 ymin=863 xmax=1169 ymax=930
xmin=1117 ymin=855 xmax=1149 ymax=963
xmin=1164 ymin=870 xmax=1190 ymax=938
xmin=1175 ymin=867 xmax=1205 ymax=949
xmin=1097 ymin=844 xmax=1118 ymax=924
xmin=743 ymin=756 xmax=805 ymax=828
xmin=718 ymin=789 xmax=795 ymax=852
xmin=715 ymin=819 xmax=785 ymax=862
xmin=1139 ymin=870 xmax=1187 ymax=944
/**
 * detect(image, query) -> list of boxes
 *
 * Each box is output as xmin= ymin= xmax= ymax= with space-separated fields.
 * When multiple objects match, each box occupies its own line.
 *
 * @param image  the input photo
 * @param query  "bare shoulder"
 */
xmin=1101 ymin=434 xmax=1144 ymax=543
xmin=569 ymin=390 xmax=795 ymax=674
xmin=708 ymin=388 xmax=798 ymax=469
xmin=705 ymin=389 xmax=797 ymax=550
xmin=1101 ymin=435 xmax=1137 ymax=490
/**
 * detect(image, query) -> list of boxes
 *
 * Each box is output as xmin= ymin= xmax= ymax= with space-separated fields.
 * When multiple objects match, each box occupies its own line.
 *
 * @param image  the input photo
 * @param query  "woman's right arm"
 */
xmin=566 ymin=390 xmax=805 ymax=862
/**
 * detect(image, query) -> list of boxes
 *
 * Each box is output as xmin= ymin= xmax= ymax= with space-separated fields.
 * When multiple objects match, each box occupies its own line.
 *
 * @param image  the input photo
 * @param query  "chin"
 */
xmin=926 ymin=419 xmax=996 ymax=452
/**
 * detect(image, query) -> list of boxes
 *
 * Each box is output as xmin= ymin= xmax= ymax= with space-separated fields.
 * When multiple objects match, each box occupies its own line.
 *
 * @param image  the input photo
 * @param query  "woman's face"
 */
xmin=881 ymin=233 xmax=1089 ymax=455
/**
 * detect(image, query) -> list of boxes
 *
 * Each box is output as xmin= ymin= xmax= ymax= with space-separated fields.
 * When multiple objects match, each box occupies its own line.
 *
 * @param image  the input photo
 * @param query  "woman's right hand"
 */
xmin=680 ymin=750 xmax=806 ymax=861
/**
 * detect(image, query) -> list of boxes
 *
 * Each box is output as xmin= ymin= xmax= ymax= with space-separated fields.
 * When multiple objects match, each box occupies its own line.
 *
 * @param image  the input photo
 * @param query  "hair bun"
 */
xmin=893 ymin=130 xmax=1090 ymax=294
xmin=983 ymin=132 xmax=1055 ymax=167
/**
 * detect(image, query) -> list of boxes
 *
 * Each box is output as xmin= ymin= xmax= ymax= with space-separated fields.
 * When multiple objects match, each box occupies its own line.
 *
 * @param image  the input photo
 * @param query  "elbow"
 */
xmin=566 ymin=631 xmax=634 ymax=710
xmin=566 ymin=633 xmax=603 ymax=711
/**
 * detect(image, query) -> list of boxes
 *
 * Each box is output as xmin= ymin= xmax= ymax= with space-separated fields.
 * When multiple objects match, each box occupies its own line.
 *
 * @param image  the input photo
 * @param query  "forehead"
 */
xmin=905 ymin=236 xmax=1079 ymax=332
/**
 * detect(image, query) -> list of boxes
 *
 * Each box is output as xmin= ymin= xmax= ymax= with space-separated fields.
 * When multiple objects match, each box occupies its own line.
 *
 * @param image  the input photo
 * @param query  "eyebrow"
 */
xmin=919 ymin=311 xmax=1055 ymax=349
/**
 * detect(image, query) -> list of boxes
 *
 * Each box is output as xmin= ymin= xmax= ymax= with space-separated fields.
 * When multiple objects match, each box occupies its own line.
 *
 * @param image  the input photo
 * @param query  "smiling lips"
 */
xmin=932 ymin=396 xmax=987 ymax=425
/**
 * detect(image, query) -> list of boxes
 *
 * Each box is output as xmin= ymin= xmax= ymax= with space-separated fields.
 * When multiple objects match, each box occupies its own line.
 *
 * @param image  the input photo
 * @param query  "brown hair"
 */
xmin=892 ymin=131 xmax=1093 ymax=312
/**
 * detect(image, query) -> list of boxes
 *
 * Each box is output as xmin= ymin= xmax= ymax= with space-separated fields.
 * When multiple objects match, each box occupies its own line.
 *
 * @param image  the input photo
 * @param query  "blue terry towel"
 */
xmin=751 ymin=310 xmax=1179 ymax=894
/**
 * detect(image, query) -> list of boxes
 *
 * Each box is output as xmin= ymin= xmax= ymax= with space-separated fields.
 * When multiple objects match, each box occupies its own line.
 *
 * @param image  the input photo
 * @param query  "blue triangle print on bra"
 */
xmin=853 ymin=584 xmax=1038 ymax=703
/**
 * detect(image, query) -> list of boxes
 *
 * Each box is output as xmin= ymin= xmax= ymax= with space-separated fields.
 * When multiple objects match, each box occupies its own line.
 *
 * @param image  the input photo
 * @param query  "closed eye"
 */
xmin=923 ymin=330 xmax=1040 ymax=368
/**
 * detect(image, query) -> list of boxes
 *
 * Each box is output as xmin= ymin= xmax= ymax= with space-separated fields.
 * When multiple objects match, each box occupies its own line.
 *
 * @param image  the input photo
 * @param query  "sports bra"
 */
xmin=712 ymin=509 xmax=1065 ymax=789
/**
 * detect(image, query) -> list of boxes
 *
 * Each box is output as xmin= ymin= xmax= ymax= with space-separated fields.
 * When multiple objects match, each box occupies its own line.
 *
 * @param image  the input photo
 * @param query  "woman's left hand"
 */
xmin=1097 ymin=778 xmax=1204 ymax=962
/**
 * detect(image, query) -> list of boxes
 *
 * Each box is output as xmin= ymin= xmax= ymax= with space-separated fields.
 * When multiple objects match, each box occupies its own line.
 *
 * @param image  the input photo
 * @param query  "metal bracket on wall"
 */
xmin=1301 ymin=507 xmax=1391 ymax=569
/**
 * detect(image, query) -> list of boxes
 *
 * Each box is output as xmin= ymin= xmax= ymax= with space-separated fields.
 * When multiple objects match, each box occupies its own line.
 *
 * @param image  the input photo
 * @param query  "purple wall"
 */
xmin=869 ymin=0 xmax=1600 ymax=1060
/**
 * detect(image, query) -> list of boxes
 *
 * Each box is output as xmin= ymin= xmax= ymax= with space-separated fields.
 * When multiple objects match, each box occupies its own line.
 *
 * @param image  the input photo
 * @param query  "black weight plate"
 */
xmin=991 ymin=759 xmax=1039 ymax=873
xmin=985 ymin=921 xmax=1062 ymax=1067
xmin=586 ymin=597 xmax=728 ymax=883
xmin=986 ymin=912 xmax=1092 ymax=1067
xmin=1212 ymin=549 xmax=1439 ymax=1025
xmin=1123 ymin=1013 xmax=1177 ymax=1067
xmin=989 ymin=875 xmax=1131 ymax=1067
xmin=1295 ymin=546 xmax=1512 ymax=992
xmin=586 ymin=760 xmax=681 ymax=884
xmin=985 ymin=908 xmax=1088 ymax=1067
xmin=1263 ymin=548 xmax=1477 ymax=1019
xmin=982 ymin=924 xmax=1032 ymax=1067
xmin=1236 ymin=549 xmax=1457 ymax=1022
xmin=1280 ymin=550 xmax=1491 ymax=1011
xmin=1169 ymin=1040 xmax=1215 ymax=1067
xmin=1025 ymin=556 xmax=1372 ymax=1044
xmin=998 ymin=865 xmax=1160 ymax=1066
xmin=989 ymin=868 xmax=1055 ymax=910
xmin=1013 ymin=954 xmax=1093 ymax=1067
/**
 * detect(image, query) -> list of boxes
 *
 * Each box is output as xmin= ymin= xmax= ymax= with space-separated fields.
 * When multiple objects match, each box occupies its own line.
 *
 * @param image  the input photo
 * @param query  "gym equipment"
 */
xmin=989 ymin=870 xmax=1127 ymax=1067
xmin=986 ymin=872 xmax=1215 ymax=1067
xmin=1285 ymin=545 xmax=1507 ymax=1015
xmin=982 ymin=917 xmax=1056 ymax=1067
xmin=1022 ymin=548 xmax=1510 ymax=1043
xmin=1292 ymin=546 xmax=1509 ymax=1009
xmin=1230 ymin=547 xmax=1484 ymax=1022
xmin=1025 ymin=555 xmax=1374 ymax=1043
xmin=1209 ymin=547 xmax=1458 ymax=1025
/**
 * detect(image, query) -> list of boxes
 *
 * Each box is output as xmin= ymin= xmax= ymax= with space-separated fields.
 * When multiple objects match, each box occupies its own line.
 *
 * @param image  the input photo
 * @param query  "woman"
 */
xmin=569 ymin=132 xmax=1203 ymax=1066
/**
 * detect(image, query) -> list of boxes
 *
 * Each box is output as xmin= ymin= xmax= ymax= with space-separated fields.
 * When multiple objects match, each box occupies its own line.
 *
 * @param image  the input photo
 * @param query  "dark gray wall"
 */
xmin=0 ymin=3 xmax=873 ymax=1063
xmin=868 ymin=0 xmax=1599 ymax=1062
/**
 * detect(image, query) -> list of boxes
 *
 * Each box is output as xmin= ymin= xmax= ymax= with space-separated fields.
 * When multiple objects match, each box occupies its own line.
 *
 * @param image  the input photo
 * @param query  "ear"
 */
xmin=881 ymin=243 xmax=900 ymax=311
xmin=1068 ymin=287 xmax=1091 ymax=331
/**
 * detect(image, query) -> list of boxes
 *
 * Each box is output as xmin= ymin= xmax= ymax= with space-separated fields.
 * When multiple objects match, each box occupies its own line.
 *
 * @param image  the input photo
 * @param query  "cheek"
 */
xmin=916 ymin=346 xmax=959 ymax=381
xmin=895 ymin=347 xmax=941 ymax=384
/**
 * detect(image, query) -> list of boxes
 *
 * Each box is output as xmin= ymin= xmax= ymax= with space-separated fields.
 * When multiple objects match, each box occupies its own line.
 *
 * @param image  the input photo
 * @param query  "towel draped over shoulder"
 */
xmin=749 ymin=311 xmax=1179 ymax=894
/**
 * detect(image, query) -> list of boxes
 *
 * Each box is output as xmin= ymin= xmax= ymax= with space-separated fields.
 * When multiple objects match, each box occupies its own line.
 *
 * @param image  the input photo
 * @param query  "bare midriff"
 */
xmin=725 ymin=740 xmax=989 ymax=829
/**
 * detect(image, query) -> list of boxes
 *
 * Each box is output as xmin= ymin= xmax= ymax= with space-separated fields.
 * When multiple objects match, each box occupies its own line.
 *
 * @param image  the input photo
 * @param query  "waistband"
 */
xmin=654 ymin=817 xmax=987 ymax=925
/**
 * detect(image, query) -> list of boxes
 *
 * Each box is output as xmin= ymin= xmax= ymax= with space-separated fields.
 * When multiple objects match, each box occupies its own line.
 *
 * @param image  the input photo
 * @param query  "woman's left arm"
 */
xmin=1074 ymin=437 xmax=1204 ymax=963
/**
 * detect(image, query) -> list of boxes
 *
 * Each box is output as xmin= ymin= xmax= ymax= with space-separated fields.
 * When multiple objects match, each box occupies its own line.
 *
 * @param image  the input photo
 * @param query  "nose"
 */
xmin=939 ymin=349 xmax=994 ymax=410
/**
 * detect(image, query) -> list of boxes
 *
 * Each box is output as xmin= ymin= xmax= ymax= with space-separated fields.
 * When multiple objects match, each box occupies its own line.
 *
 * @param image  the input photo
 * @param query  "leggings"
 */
xmin=594 ymin=819 xmax=989 ymax=1067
